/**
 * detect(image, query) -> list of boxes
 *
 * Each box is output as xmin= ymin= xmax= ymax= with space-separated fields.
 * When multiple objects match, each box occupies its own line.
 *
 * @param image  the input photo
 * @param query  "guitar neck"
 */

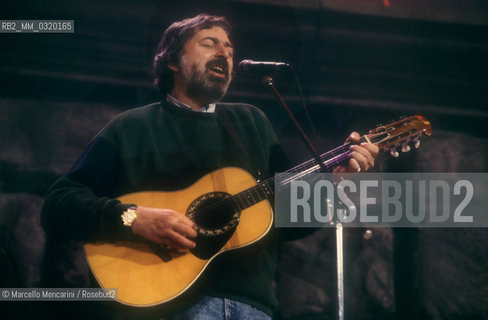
xmin=231 ymin=140 xmax=357 ymax=211
xmin=230 ymin=115 xmax=432 ymax=212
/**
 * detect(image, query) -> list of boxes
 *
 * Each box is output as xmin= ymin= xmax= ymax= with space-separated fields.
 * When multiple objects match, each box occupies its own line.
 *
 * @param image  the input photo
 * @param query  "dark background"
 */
xmin=1 ymin=0 xmax=488 ymax=319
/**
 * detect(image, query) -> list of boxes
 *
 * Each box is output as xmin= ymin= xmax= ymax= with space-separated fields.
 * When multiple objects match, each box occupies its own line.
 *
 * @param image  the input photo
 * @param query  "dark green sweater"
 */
xmin=42 ymin=100 xmax=289 ymax=317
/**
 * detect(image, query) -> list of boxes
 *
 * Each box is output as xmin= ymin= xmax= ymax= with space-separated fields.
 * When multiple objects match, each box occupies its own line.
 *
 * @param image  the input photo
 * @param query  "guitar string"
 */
xmin=187 ymin=120 xmax=422 ymax=222
xmin=185 ymin=133 xmax=388 ymax=220
xmin=186 ymin=136 xmax=371 ymax=220
xmin=186 ymin=141 xmax=359 ymax=220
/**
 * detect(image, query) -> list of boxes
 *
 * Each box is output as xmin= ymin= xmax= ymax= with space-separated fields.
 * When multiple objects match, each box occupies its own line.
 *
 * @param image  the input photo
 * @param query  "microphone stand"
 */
xmin=262 ymin=76 xmax=328 ymax=173
xmin=263 ymin=75 xmax=345 ymax=320
xmin=336 ymin=221 xmax=345 ymax=320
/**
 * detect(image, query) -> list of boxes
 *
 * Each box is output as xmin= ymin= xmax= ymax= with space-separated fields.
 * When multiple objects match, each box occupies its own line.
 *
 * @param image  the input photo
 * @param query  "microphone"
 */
xmin=237 ymin=59 xmax=290 ymax=74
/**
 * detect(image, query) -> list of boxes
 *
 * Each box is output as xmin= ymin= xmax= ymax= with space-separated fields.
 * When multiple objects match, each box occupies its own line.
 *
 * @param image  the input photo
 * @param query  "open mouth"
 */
xmin=207 ymin=60 xmax=228 ymax=77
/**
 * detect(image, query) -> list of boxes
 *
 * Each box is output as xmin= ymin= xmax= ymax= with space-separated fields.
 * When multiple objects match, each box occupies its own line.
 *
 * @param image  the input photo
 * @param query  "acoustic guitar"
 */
xmin=84 ymin=115 xmax=431 ymax=306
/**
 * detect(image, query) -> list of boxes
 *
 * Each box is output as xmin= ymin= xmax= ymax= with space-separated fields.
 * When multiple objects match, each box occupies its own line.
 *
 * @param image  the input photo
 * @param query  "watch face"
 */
xmin=122 ymin=208 xmax=137 ymax=226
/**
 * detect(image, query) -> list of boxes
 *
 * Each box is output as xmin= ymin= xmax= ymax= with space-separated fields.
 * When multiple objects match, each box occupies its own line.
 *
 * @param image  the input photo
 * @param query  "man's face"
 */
xmin=175 ymin=26 xmax=234 ymax=103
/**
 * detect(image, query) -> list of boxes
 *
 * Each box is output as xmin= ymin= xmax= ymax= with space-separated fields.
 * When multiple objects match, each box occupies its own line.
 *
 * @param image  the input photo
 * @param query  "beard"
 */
xmin=179 ymin=55 xmax=232 ymax=104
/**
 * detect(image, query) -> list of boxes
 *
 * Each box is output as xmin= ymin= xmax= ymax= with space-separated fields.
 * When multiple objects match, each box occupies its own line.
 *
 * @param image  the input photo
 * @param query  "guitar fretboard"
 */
xmin=230 ymin=137 xmax=370 ymax=211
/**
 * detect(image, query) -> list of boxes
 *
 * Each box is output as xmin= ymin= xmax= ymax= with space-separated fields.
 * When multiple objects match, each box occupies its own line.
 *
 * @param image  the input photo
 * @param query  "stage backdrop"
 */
xmin=1 ymin=0 xmax=487 ymax=319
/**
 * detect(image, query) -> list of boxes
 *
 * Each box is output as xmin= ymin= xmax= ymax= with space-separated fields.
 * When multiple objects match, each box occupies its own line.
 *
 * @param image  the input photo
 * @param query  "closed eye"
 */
xmin=200 ymin=39 xmax=216 ymax=48
xmin=199 ymin=37 xmax=233 ymax=54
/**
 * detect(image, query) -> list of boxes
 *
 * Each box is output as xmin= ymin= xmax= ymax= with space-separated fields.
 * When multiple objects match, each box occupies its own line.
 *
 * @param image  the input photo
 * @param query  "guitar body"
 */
xmin=84 ymin=167 xmax=273 ymax=307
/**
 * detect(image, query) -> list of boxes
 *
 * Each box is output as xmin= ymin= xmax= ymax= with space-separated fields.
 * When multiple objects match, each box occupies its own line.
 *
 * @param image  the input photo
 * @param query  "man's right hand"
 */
xmin=131 ymin=206 xmax=197 ymax=250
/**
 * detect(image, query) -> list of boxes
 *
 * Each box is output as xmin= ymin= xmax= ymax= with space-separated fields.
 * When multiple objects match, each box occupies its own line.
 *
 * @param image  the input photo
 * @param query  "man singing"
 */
xmin=42 ymin=14 xmax=378 ymax=319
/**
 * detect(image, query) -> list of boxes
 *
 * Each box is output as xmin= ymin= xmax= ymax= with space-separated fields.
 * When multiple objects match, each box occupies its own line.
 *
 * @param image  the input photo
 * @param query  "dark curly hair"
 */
xmin=152 ymin=14 xmax=232 ymax=95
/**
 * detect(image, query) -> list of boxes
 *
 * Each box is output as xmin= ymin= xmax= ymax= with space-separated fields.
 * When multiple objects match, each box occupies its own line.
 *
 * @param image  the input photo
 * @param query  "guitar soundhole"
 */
xmin=186 ymin=192 xmax=241 ymax=259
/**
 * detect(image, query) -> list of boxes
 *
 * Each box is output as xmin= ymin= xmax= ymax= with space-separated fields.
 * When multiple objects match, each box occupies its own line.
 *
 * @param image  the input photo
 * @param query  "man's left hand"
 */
xmin=334 ymin=132 xmax=379 ymax=173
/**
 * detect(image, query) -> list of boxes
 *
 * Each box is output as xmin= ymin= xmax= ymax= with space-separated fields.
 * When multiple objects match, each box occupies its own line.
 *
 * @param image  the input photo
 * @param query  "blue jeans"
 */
xmin=169 ymin=296 xmax=271 ymax=320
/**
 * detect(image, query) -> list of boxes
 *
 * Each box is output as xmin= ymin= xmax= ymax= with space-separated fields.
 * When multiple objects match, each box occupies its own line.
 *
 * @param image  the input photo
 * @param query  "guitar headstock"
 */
xmin=365 ymin=115 xmax=432 ymax=157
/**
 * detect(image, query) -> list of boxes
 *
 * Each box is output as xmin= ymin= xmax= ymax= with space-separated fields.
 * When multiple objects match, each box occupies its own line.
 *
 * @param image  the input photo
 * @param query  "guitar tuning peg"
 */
xmin=412 ymin=136 xmax=421 ymax=149
xmin=390 ymin=149 xmax=400 ymax=158
xmin=401 ymin=144 xmax=411 ymax=153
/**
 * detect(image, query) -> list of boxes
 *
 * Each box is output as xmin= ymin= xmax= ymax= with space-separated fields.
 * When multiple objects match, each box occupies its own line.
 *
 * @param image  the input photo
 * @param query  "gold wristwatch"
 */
xmin=121 ymin=205 xmax=137 ymax=227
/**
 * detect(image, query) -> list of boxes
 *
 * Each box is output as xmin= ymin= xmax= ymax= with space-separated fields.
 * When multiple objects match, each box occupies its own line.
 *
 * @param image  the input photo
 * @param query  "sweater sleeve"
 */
xmin=41 ymin=134 xmax=134 ymax=242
